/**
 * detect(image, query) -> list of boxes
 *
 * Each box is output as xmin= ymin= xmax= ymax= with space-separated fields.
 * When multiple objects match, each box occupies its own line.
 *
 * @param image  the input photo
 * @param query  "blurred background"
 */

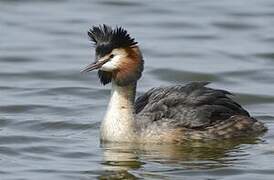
xmin=0 ymin=0 xmax=274 ymax=179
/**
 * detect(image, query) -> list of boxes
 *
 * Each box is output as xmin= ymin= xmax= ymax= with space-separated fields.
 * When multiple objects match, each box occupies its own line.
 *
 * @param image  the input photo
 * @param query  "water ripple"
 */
xmin=0 ymin=135 xmax=47 ymax=145
xmin=149 ymin=68 xmax=224 ymax=83
xmin=0 ymin=104 xmax=70 ymax=114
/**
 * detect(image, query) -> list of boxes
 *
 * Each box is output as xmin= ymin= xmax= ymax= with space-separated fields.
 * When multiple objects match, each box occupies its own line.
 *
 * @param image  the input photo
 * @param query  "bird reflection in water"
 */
xmin=98 ymin=137 xmax=263 ymax=179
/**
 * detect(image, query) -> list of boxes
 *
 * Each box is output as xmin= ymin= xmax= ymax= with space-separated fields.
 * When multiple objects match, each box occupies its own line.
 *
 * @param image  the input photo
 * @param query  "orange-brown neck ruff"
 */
xmin=113 ymin=47 xmax=143 ymax=86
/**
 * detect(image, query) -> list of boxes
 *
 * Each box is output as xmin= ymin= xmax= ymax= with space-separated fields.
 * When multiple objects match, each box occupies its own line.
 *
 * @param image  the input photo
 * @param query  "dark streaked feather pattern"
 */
xmin=98 ymin=70 xmax=112 ymax=85
xmin=135 ymin=82 xmax=250 ymax=129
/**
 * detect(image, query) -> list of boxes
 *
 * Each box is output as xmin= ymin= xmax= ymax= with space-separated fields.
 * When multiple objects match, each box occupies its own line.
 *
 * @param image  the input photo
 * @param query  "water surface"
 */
xmin=1 ymin=0 xmax=274 ymax=179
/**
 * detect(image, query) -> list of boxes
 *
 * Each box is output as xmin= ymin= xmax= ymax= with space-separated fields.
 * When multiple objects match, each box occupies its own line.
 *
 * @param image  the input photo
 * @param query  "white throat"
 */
xmin=100 ymin=81 xmax=137 ymax=142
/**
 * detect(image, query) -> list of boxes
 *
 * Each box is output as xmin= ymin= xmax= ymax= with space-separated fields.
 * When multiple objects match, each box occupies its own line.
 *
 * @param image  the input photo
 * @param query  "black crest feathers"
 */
xmin=88 ymin=24 xmax=137 ymax=56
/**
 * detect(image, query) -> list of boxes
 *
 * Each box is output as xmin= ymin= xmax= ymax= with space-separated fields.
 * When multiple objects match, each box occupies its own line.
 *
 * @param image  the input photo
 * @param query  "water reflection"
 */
xmin=99 ymin=137 xmax=262 ymax=179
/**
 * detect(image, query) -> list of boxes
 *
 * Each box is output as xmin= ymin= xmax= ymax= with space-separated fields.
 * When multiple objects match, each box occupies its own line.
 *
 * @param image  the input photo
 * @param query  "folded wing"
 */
xmin=135 ymin=82 xmax=250 ymax=129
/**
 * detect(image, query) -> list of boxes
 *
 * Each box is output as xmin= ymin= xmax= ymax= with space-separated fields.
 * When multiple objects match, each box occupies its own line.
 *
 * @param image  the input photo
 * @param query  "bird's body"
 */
xmin=100 ymin=81 xmax=265 ymax=143
xmin=82 ymin=25 xmax=266 ymax=143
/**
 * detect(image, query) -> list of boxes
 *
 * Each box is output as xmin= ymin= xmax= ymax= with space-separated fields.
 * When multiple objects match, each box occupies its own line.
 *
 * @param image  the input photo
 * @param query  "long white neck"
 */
xmin=100 ymin=82 xmax=137 ymax=142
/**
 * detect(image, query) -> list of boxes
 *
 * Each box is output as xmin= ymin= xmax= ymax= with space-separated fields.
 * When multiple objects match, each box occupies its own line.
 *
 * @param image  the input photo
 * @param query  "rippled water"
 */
xmin=1 ymin=0 xmax=274 ymax=179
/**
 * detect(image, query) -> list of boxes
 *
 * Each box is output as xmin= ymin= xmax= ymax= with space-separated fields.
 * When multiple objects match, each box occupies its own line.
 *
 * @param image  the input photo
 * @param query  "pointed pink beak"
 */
xmin=81 ymin=59 xmax=109 ymax=73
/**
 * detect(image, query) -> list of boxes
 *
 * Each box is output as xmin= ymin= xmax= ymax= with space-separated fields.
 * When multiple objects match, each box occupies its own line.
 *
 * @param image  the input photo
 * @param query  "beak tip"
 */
xmin=82 ymin=59 xmax=107 ymax=73
xmin=80 ymin=69 xmax=87 ymax=73
xmin=81 ymin=62 xmax=100 ymax=73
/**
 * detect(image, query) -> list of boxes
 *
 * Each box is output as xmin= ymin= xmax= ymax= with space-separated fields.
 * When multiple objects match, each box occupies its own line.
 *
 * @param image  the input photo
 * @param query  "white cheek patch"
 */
xmin=100 ymin=55 xmax=122 ymax=71
xmin=100 ymin=61 xmax=117 ymax=71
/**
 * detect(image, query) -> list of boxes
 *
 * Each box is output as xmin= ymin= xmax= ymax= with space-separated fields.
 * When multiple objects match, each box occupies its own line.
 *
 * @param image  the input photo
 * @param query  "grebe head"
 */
xmin=82 ymin=24 xmax=144 ymax=86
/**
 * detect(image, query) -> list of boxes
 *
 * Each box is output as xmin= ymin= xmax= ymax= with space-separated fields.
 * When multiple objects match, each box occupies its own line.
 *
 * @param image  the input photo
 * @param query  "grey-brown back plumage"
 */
xmin=135 ymin=82 xmax=251 ymax=129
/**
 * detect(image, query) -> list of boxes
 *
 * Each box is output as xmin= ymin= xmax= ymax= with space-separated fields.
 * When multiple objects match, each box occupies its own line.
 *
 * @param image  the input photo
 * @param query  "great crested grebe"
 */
xmin=82 ymin=24 xmax=267 ymax=143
